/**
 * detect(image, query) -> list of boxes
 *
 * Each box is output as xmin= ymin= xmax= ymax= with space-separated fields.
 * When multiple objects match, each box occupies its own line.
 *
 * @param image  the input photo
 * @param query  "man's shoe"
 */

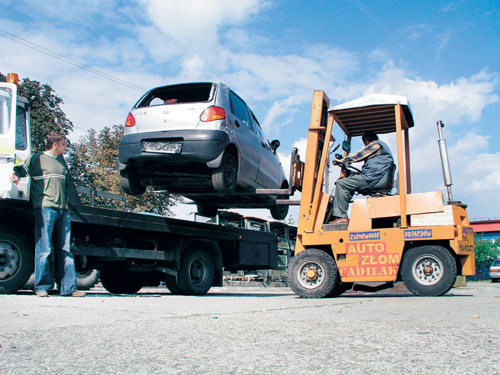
xmin=36 ymin=291 xmax=49 ymax=297
xmin=71 ymin=291 xmax=86 ymax=297
xmin=329 ymin=217 xmax=349 ymax=224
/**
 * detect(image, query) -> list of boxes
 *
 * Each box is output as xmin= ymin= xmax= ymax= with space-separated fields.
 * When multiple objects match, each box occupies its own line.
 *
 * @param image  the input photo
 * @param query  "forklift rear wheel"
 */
xmin=401 ymin=245 xmax=457 ymax=296
xmin=177 ymin=249 xmax=215 ymax=295
xmin=288 ymin=248 xmax=339 ymax=298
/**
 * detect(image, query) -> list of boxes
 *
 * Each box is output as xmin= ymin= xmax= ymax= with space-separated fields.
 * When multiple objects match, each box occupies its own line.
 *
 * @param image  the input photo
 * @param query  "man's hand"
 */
xmin=9 ymin=173 xmax=20 ymax=185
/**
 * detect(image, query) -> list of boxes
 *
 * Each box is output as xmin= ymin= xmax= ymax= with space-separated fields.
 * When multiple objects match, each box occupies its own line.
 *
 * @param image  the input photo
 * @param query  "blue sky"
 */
xmin=0 ymin=0 xmax=499 ymax=221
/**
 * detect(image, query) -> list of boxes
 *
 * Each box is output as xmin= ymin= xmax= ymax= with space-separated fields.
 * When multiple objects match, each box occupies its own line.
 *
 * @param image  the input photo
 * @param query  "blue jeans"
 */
xmin=34 ymin=208 xmax=76 ymax=295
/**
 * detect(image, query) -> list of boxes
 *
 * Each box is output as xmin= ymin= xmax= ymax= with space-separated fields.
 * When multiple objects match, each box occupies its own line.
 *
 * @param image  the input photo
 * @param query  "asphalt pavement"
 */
xmin=1 ymin=281 xmax=499 ymax=374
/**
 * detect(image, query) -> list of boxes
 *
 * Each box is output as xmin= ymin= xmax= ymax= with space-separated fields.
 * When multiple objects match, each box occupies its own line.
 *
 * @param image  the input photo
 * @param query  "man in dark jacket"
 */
xmin=330 ymin=131 xmax=394 ymax=224
xmin=10 ymin=131 xmax=85 ymax=297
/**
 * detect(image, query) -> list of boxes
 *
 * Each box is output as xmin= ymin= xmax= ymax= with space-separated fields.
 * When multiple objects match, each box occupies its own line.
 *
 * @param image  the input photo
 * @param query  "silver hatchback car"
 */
xmin=118 ymin=82 xmax=289 ymax=219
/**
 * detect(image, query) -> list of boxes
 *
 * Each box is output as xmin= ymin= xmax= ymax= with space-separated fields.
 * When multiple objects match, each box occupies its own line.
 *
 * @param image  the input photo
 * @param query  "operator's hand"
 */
xmin=9 ymin=173 xmax=20 ymax=185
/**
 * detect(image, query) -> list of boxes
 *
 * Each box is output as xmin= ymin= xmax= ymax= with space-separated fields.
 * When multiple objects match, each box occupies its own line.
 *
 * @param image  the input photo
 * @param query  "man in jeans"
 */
xmin=10 ymin=131 xmax=85 ymax=297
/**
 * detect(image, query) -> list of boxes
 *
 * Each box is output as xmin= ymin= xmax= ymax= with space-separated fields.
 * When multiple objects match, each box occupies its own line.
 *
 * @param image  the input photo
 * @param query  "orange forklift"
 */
xmin=288 ymin=90 xmax=475 ymax=298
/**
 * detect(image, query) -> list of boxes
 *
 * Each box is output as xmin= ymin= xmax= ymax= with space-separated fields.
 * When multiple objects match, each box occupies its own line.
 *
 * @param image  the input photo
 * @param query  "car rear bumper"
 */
xmin=119 ymin=129 xmax=230 ymax=168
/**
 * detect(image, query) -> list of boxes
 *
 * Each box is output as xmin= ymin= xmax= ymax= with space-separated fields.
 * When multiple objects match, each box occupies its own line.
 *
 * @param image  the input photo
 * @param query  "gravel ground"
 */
xmin=0 ymin=281 xmax=499 ymax=374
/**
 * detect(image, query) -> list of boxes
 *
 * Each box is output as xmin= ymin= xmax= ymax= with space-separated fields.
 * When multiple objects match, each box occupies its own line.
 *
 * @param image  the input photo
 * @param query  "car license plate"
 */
xmin=142 ymin=141 xmax=183 ymax=154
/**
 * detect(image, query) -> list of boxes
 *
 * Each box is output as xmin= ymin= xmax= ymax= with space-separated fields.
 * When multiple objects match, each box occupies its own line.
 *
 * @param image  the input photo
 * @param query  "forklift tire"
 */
xmin=177 ymin=249 xmax=215 ymax=295
xmin=401 ymin=245 xmax=457 ymax=296
xmin=100 ymin=266 xmax=145 ymax=294
xmin=0 ymin=227 xmax=33 ymax=294
xmin=288 ymin=248 xmax=339 ymax=298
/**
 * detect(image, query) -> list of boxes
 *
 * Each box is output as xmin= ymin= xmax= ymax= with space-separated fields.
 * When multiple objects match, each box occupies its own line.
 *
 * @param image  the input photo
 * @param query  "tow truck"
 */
xmin=0 ymin=74 xmax=278 ymax=295
xmin=288 ymin=90 xmax=475 ymax=297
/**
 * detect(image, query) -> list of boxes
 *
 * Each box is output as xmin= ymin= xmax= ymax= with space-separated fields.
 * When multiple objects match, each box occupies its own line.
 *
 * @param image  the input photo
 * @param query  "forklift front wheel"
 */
xmin=288 ymin=248 xmax=339 ymax=298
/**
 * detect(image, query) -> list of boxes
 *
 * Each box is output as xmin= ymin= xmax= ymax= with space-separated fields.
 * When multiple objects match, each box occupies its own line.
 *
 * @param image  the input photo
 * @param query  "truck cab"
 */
xmin=0 ymin=74 xmax=31 ymax=201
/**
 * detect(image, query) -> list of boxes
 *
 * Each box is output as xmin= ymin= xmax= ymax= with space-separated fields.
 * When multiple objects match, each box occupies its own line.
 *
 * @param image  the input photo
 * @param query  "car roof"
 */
xmin=328 ymin=93 xmax=414 ymax=137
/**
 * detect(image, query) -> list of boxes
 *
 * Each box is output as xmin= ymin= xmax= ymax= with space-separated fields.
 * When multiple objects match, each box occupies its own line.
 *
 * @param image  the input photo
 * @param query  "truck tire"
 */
xmin=211 ymin=153 xmax=237 ymax=193
xmin=288 ymin=248 xmax=339 ymax=298
xmin=0 ymin=227 xmax=33 ymax=294
xmin=177 ymin=249 xmax=215 ymax=295
xmin=401 ymin=245 xmax=457 ymax=296
xmin=164 ymin=275 xmax=182 ymax=295
xmin=76 ymin=269 xmax=100 ymax=290
xmin=120 ymin=167 xmax=146 ymax=196
xmin=100 ymin=267 xmax=145 ymax=294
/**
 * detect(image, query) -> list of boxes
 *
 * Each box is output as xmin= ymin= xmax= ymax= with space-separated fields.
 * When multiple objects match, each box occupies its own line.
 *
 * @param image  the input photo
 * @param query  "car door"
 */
xmin=227 ymin=91 xmax=260 ymax=183
xmin=250 ymin=111 xmax=282 ymax=189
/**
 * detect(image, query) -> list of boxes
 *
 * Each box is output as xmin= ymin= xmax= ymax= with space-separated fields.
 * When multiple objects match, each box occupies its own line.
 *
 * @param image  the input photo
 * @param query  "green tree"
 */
xmin=0 ymin=73 xmax=73 ymax=151
xmin=67 ymin=124 xmax=181 ymax=215
xmin=471 ymin=237 xmax=500 ymax=280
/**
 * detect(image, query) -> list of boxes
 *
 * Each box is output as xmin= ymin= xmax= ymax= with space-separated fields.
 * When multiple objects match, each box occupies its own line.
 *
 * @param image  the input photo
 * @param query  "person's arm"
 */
xmin=342 ymin=142 xmax=381 ymax=164
xmin=10 ymin=156 xmax=32 ymax=185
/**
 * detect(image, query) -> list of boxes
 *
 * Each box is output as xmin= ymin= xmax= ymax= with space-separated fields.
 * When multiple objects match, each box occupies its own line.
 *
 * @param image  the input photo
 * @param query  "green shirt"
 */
xmin=15 ymin=152 xmax=69 ymax=209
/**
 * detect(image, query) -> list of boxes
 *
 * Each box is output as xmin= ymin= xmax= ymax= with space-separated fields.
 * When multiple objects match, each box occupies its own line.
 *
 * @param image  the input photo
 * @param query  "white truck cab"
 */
xmin=0 ymin=74 xmax=31 ymax=201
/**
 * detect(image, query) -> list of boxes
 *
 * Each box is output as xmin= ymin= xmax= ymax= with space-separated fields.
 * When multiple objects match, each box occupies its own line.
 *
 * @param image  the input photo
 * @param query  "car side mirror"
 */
xmin=342 ymin=141 xmax=351 ymax=153
xmin=270 ymin=139 xmax=280 ymax=154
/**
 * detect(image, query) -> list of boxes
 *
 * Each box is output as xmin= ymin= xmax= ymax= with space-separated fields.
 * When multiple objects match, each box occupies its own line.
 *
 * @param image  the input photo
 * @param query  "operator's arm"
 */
xmin=342 ymin=142 xmax=382 ymax=164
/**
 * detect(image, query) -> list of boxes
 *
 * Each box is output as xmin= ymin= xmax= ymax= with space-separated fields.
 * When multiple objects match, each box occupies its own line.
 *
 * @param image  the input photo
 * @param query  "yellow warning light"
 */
xmin=7 ymin=73 xmax=19 ymax=86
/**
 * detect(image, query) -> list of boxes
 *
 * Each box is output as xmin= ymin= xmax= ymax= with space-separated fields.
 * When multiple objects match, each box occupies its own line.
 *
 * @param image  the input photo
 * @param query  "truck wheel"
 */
xmin=164 ymin=275 xmax=183 ymax=295
xmin=0 ymin=227 xmax=33 ymax=294
xmin=177 ymin=249 xmax=215 ymax=295
xmin=401 ymin=245 xmax=457 ymax=296
xmin=120 ymin=167 xmax=146 ymax=196
xmin=100 ymin=267 xmax=144 ymax=294
xmin=288 ymin=248 xmax=339 ymax=298
xmin=211 ymin=153 xmax=237 ymax=193
xmin=76 ymin=269 xmax=100 ymax=290
xmin=196 ymin=204 xmax=218 ymax=218
xmin=270 ymin=204 xmax=289 ymax=220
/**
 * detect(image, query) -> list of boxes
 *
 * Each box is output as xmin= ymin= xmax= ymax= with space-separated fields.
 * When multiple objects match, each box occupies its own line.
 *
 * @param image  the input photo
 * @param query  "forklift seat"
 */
xmin=357 ymin=164 xmax=396 ymax=196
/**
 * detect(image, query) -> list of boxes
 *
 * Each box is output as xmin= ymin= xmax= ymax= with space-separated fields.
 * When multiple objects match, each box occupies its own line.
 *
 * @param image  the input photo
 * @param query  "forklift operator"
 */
xmin=330 ymin=131 xmax=394 ymax=224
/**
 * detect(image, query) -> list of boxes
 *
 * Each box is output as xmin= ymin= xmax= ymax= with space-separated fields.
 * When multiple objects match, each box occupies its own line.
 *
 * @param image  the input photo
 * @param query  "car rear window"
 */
xmin=136 ymin=83 xmax=214 ymax=108
xmin=493 ymin=260 xmax=500 ymax=266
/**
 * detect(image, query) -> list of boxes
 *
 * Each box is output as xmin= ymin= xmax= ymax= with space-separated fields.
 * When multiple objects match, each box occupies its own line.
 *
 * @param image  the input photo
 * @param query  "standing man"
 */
xmin=10 ymin=131 xmax=85 ymax=297
xmin=330 ymin=131 xmax=394 ymax=224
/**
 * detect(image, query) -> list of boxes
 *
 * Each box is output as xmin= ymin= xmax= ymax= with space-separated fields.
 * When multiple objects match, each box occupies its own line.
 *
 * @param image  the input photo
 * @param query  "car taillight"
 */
xmin=125 ymin=113 xmax=136 ymax=127
xmin=200 ymin=106 xmax=226 ymax=122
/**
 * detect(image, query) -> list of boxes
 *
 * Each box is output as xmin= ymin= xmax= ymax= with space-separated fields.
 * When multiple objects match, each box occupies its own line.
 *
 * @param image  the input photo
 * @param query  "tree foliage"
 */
xmin=471 ymin=237 xmax=500 ymax=280
xmin=67 ymin=124 xmax=181 ymax=215
xmin=0 ymin=73 xmax=73 ymax=151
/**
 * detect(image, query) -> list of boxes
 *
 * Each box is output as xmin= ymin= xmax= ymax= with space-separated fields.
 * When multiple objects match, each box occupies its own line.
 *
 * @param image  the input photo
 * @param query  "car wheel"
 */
xmin=270 ymin=204 xmax=289 ymax=220
xmin=211 ymin=153 xmax=237 ymax=193
xmin=120 ymin=167 xmax=146 ymax=196
xmin=196 ymin=204 xmax=218 ymax=218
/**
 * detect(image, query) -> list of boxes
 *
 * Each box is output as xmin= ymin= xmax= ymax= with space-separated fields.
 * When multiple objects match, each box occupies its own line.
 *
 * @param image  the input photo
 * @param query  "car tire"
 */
xmin=270 ymin=204 xmax=289 ymax=220
xmin=120 ymin=167 xmax=146 ymax=196
xmin=211 ymin=153 xmax=237 ymax=193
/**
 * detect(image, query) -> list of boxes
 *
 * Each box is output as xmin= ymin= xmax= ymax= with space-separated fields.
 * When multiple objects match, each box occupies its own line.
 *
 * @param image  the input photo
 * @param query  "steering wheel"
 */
xmin=334 ymin=154 xmax=363 ymax=174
